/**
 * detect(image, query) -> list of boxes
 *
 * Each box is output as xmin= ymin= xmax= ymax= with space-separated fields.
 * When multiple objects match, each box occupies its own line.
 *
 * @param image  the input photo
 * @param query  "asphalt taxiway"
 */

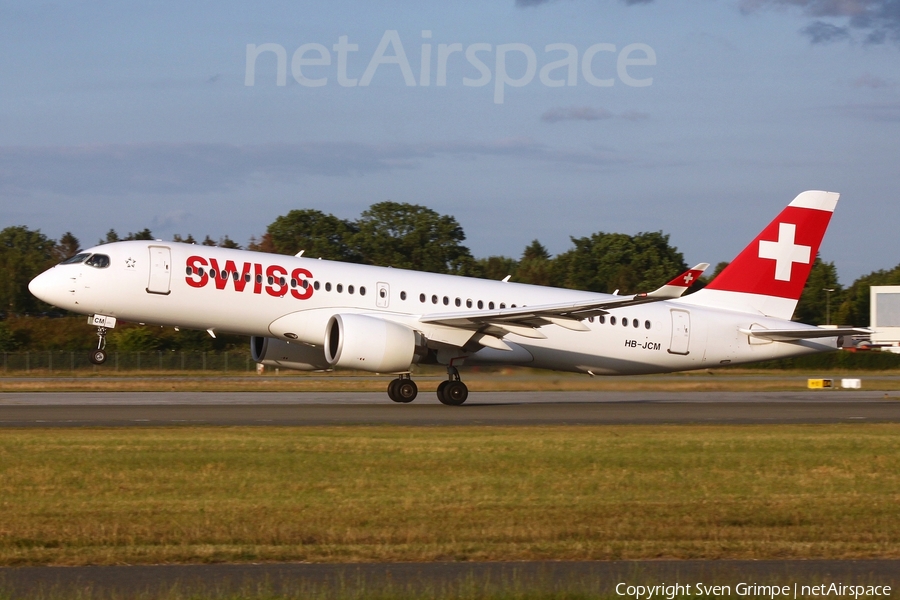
xmin=1 ymin=391 xmax=898 ymax=426
xmin=2 ymin=560 xmax=898 ymax=597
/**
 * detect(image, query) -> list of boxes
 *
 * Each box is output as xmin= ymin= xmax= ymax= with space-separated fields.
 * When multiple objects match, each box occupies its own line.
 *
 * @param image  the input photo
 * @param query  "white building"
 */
xmin=870 ymin=285 xmax=900 ymax=351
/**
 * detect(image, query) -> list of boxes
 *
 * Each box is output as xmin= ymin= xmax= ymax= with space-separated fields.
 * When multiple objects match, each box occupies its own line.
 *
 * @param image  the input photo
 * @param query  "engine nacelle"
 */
xmin=250 ymin=336 xmax=329 ymax=371
xmin=324 ymin=314 xmax=426 ymax=373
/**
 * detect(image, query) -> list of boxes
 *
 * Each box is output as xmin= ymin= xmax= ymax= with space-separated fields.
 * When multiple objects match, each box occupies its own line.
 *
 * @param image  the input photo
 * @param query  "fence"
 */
xmin=1 ymin=351 xmax=256 ymax=373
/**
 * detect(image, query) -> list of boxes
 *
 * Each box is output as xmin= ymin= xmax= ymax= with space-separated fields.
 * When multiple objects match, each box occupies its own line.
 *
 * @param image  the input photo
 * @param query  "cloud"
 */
xmin=0 ymin=140 xmax=624 ymax=197
xmin=852 ymin=72 xmax=890 ymax=88
xmin=620 ymin=110 xmax=651 ymax=121
xmin=151 ymin=210 xmax=195 ymax=231
xmin=802 ymin=20 xmax=851 ymax=42
xmin=516 ymin=0 xmax=653 ymax=6
xmin=541 ymin=106 xmax=614 ymax=122
xmin=740 ymin=0 xmax=900 ymax=44
xmin=838 ymin=101 xmax=900 ymax=121
xmin=541 ymin=106 xmax=649 ymax=123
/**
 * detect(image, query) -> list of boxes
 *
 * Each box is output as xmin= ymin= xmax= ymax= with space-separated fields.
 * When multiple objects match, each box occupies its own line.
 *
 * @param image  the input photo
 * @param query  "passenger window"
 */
xmin=633 ymin=319 xmax=639 ymax=328
xmin=255 ymin=274 xmax=262 ymax=284
xmin=599 ymin=315 xmax=606 ymax=324
xmin=477 ymin=300 xmax=483 ymax=309
xmin=302 ymin=280 xmax=310 ymax=289
xmin=348 ymin=285 xmax=354 ymax=294
xmin=511 ymin=304 xmax=516 ymax=308
xmin=400 ymin=291 xmax=407 ymax=300
xmin=455 ymin=298 xmax=461 ymax=307
xmin=199 ymin=268 xmax=206 ymax=278
xmin=314 ymin=281 xmax=320 ymax=290
xmin=233 ymin=272 xmax=240 ymax=281
xmin=432 ymin=295 xmax=438 ymax=304
xmin=499 ymin=303 xmax=506 ymax=309
xmin=420 ymin=293 xmax=426 ymax=303
xmin=610 ymin=316 xmax=617 ymax=325
xmin=185 ymin=266 xmax=192 ymax=275
xmin=623 ymin=318 xmax=628 ymax=327
xmin=588 ymin=316 xmax=594 ymax=323
xmin=336 ymin=284 xmax=343 ymax=293
xmin=267 ymin=276 xmax=274 ymax=285
xmin=279 ymin=277 xmax=286 ymax=286
xmin=360 ymin=286 xmax=366 ymax=295
xmin=85 ymin=254 xmax=110 ymax=268
xmin=443 ymin=296 xmax=449 ymax=306
xmin=466 ymin=299 xmax=472 ymax=308
xmin=489 ymin=302 xmax=495 ymax=310
xmin=325 ymin=282 xmax=332 ymax=291
xmin=645 ymin=320 xmax=651 ymax=329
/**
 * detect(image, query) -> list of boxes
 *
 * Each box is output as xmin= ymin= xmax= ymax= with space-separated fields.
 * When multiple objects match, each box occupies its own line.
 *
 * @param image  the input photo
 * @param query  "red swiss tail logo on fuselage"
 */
xmin=705 ymin=192 xmax=837 ymax=300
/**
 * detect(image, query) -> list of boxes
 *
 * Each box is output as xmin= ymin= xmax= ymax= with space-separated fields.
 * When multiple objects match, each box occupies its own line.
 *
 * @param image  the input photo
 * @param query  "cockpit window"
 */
xmin=85 ymin=254 xmax=110 ymax=268
xmin=60 ymin=253 xmax=91 ymax=265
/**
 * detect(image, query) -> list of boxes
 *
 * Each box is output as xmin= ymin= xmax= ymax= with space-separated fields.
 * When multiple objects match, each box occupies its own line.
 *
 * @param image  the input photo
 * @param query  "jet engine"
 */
xmin=324 ymin=314 xmax=426 ymax=373
xmin=250 ymin=336 xmax=329 ymax=371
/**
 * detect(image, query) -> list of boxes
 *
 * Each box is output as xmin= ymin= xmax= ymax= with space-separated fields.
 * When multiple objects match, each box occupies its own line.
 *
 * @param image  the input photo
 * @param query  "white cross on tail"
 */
xmin=757 ymin=222 xmax=811 ymax=282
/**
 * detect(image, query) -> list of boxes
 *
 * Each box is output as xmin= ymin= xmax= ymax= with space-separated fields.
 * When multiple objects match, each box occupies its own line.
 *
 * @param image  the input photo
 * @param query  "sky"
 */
xmin=1 ymin=0 xmax=898 ymax=284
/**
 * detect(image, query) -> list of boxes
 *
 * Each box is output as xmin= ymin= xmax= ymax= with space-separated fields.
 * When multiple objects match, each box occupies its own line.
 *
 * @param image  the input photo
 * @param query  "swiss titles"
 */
xmin=185 ymin=256 xmax=313 ymax=300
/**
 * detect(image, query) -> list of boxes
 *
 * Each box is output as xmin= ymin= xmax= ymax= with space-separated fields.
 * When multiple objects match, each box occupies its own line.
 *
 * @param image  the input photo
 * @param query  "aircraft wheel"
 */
xmin=436 ymin=380 xmax=450 ymax=402
xmin=387 ymin=379 xmax=402 ymax=402
xmin=396 ymin=380 xmax=417 ymax=403
xmin=89 ymin=349 xmax=108 ymax=365
xmin=438 ymin=380 xmax=468 ymax=406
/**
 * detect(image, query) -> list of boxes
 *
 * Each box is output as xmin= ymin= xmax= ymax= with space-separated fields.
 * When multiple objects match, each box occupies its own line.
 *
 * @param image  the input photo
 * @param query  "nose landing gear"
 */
xmin=437 ymin=366 xmax=468 ymax=406
xmin=89 ymin=327 xmax=108 ymax=365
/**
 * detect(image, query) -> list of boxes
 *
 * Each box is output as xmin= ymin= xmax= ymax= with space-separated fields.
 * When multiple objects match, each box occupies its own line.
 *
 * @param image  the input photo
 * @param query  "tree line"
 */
xmin=1 ymin=201 xmax=896 ymax=352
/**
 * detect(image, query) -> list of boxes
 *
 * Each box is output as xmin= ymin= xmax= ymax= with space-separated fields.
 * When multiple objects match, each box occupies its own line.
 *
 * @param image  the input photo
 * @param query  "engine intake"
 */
xmin=250 ymin=336 xmax=329 ymax=371
xmin=324 ymin=314 xmax=426 ymax=373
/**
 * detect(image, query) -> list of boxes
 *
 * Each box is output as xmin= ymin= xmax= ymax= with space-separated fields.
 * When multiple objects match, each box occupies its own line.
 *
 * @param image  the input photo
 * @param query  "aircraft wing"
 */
xmin=419 ymin=264 xmax=709 ymax=345
xmin=738 ymin=326 xmax=871 ymax=342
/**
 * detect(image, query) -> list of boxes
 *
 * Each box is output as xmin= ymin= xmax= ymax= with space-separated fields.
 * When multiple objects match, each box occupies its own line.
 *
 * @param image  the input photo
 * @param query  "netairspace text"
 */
xmin=245 ymin=30 xmax=656 ymax=104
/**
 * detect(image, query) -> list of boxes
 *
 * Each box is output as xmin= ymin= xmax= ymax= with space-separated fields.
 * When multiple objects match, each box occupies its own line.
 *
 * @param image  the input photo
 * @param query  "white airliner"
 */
xmin=29 ymin=190 xmax=865 ymax=405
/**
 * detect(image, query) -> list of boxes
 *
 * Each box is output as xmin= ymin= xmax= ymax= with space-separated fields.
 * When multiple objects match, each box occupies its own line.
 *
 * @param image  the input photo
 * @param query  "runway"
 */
xmin=1 ymin=391 xmax=899 ymax=426
xmin=2 ymin=560 xmax=898 ymax=597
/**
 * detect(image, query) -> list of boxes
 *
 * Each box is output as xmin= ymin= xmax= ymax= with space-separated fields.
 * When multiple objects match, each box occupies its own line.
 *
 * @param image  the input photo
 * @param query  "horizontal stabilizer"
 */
xmin=738 ymin=326 xmax=870 ymax=342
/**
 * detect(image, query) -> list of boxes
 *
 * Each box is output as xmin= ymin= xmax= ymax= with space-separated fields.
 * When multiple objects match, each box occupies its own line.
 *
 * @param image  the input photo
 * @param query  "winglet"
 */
xmin=645 ymin=263 xmax=709 ymax=299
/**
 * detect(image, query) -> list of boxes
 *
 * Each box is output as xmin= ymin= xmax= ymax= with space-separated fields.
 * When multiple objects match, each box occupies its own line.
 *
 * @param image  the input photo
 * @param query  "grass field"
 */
xmin=4 ymin=368 xmax=900 ymax=393
xmin=0 ymin=424 xmax=898 ymax=567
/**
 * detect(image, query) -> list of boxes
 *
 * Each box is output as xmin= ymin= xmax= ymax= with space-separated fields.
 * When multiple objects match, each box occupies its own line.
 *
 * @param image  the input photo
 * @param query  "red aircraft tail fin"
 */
xmin=682 ymin=190 xmax=838 ymax=319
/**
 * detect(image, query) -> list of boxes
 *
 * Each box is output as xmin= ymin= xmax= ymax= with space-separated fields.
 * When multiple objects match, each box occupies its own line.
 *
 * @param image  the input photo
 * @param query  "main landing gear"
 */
xmin=387 ymin=374 xmax=418 ymax=403
xmin=386 ymin=367 xmax=469 ymax=405
xmin=89 ymin=327 xmax=108 ymax=365
xmin=436 ymin=366 xmax=468 ymax=406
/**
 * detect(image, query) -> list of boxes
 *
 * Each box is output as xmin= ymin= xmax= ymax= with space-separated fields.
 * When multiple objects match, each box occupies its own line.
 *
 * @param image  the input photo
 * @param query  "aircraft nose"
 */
xmin=28 ymin=269 xmax=63 ymax=306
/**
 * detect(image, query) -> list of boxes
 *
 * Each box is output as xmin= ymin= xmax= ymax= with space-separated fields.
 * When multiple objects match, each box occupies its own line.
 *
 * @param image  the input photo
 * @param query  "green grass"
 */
xmin=0 ymin=425 xmax=898 ymax=566
xmin=5 ymin=368 xmax=900 ymax=393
